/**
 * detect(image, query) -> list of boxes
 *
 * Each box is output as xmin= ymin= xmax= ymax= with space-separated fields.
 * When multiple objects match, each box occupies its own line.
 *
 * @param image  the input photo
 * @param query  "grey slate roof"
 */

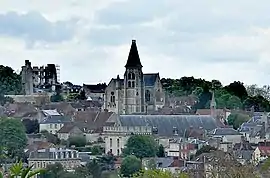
xmin=40 ymin=115 xmax=71 ymax=124
xmin=118 ymin=115 xmax=221 ymax=137
xmin=210 ymin=128 xmax=242 ymax=135
xmin=143 ymin=73 xmax=158 ymax=87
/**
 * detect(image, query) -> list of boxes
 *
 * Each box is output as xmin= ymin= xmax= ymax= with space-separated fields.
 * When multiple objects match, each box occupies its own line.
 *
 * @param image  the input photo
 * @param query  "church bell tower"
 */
xmin=123 ymin=40 xmax=145 ymax=114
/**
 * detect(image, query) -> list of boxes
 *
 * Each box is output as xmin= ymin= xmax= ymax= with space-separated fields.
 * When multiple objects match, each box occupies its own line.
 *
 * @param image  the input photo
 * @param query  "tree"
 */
xmin=120 ymin=155 xmax=141 ymax=177
xmin=156 ymin=145 xmax=165 ymax=157
xmin=87 ymin=159 xmax=103 ymax=178
xmin=50 ymin=94 xmax=64 ymax=102
xmin=0 ymin=95 xmax=14 ymax=106
xmin=68 ymin=136 xmax=86 ymax=147
xmin=224 ymin=81 xmax=248 ymax=100
xmin=40 ymin=130 xmax=60 ymax=145
xmin=123 ymin=135 xmax=158 ymax=159
xmin=78 ymin=89 xmax=87 ymax=100
xmin=98 ymin=154 xmax=117 ymax=171
xmin=66 ymin=93 xmax=80 ymax=102
xmin=133 ymin=169 xmax=189 ymax=178
xmin=0 ymin=117 xmax=27 ymax=159
xmin=0 ymin=65 xmax=22 ymax=95
xmin=40 ymin=163 xmax=64 ymax=178
xmin=22 ymin=119 xmax=39 ymax=134
xmin=90 ymin=145 xmax=104 ymax=155
xmin=246 ymin=84 xmax=270 ymax=101
xmin=227 ymin=113 xmax=250 ymax=129
xmin=195 ymin=145 xmax=217 ymax=157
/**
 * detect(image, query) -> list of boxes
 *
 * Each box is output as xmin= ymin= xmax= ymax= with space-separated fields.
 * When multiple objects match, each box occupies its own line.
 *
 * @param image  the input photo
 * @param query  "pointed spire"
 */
xmin=210 ymin=90 xmax=216 ymax=108
xmin=125 ymin=40 xmax=142 ymax=68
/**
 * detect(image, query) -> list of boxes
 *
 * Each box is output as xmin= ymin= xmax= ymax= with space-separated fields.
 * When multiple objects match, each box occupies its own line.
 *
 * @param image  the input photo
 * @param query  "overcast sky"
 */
xmin=0 ymin=0 xmax=270 ymax=86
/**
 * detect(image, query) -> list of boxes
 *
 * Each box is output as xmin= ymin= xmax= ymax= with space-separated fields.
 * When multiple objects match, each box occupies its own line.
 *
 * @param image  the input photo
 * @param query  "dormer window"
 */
xmin=173 ymin=127 xmax=178 ymax=135
xmin=153 ymin=127 xmax=158 ymax=134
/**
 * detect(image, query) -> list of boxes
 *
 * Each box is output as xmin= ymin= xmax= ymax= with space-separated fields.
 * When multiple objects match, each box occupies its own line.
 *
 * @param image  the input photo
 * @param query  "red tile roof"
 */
xmin=258 ymin=146 xmax=270 ymax=156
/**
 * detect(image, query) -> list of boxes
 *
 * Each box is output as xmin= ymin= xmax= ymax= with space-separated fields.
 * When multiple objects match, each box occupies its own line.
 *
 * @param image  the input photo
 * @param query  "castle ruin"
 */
xmin=21 ymin=60 xmax=59 ymax=95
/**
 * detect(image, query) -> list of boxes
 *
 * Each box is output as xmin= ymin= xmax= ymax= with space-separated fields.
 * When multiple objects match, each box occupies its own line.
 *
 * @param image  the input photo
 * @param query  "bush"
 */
xmin=68 ymin=136 xmax=86 ymax=147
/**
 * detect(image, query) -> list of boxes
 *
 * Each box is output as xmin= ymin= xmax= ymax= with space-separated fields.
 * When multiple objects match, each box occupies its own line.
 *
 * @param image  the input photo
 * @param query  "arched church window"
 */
xmin=128 ymin=72 xmax=135 ymax=80
xmin=145 ymin=90 xmax=150 ymax=102
xmin=110 ymin=92 xmax=115 ymax=103
xmin=128 ymin=81 xmax=131 ymax=88
xmin=128 ymin=73 xmax=132 ymax=79
xmin=131 ymin=81 xmax=135 ymax=88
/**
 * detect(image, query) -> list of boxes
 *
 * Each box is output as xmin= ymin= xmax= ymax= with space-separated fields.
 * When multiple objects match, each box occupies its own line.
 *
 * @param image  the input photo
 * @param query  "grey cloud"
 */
xmin=95 ymin=0 xmax=173 ymax=25
xmin=0 ymin=11 xmax=77 ymax=43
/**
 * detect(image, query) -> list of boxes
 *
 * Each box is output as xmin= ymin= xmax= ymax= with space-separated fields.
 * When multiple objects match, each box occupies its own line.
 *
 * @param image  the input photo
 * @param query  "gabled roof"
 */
xmin=125 ymin=40 xmax=142 ymax=68
xmin=57 ymin=123 xmax=82 ymax=134
xmin=73 ymin=111 xmax=114 ymax=133
xmin=118 ymin=115 xmax=221 ymax=137
xmin=143 ymin=73 xmax=158 ymax=87
xmin=258 ymin=146 xmax=270 ymax=156
xmin=83 ymin=83 xmax=107 ymax=93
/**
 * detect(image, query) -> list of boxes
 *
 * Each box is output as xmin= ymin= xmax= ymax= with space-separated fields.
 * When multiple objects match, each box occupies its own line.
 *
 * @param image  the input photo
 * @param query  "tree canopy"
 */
xmin=0 ymin=117 xmax=27 ymax=159
xmin=123 ymin=135 xmax=158 ymax=159
xmin=161 ymin=77 xmax=270 ymax=112
xmin=0 ymin=65 xmax=21 ymax=95
xmin=227 ymin=113 xmax=250 ymax=130
xmin=120 ymin=155 xmax=141 ymax=177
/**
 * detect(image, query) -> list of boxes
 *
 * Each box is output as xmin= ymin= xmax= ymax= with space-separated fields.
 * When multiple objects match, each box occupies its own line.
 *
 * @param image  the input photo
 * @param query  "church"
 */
xmin=104 ymin=40 xmax=165 ymax=114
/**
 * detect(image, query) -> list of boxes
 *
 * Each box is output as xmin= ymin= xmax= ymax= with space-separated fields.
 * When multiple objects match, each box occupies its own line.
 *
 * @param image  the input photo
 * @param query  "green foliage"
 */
xmin=133 ymin=169 xmax=190 ymax=178
xmin=78 ymin=89 xmax=87 ymax=100
xmin=120 ymin=155 xmax=141 ymax=177
xmin=50 ymin=93 xmax=64 ymax=102
xmin=0 ymin=117 xmax=27 ymax=159
xmin=68 ymin=135 xmax=86 ymax=147
xmin=9 ymin=160 xmax=45 ymax=178
xmin=161 ymin=77 xmax=270 ymax=112
xmin=0 ymin=95 xmax=14 ymax=106
xmin=41 ymin=130 xmax=60 ymax=145
xmin=156 ymin=144 xmax=165 ymax=157
xmin=195 ymin=145 xmax=217 ymax=157
xmin=66 ymin=93 xmax=80 ymax=101
xmin=40 ymin=163 xmax=65 ymax=178
xmin=123 ymin=135 xmax=158 ymax=159
xmin=0 ymin=65 xmax=21 ymax=95
xmin=91 ymin=145 xmax=104 ymax=155
xmin=227 ymin=113 xmax=250 ymax=129
xmin=22 ymin=119 xmax=39 ymax=134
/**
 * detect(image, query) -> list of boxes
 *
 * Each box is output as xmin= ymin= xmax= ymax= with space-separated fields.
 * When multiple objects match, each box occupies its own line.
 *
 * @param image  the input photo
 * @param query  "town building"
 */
xmin=104 ymin=40 xmax=165 ymax=114
xmin=103 ymin=115 xmax=222 ymax=156
xmin=28 ymin=148 xmax=81 ymax=173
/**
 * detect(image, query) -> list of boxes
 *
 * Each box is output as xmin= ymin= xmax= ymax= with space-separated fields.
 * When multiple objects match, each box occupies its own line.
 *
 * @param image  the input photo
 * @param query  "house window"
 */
xmin=54 ymin=124 xmax=57 ymax=129
xmin=110 ymin=92 xmax=115 ymax=103
xmin=110 ymin=138 xmax=112 ymax=147
xmin=117 ymin=149 xmax=120 ymax=156
xmin=145 ymin=90 xmax=150 ymax=102
xmin=50 ymin=124 xmax=53 ymax=129
xmin=117 ymin=139 xmax=120 ymax=147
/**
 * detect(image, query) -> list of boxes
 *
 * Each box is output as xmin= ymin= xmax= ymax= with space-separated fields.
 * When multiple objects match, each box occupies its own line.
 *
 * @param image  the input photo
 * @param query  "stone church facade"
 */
xmin=104 ymin=40 xmax=165 ymax=114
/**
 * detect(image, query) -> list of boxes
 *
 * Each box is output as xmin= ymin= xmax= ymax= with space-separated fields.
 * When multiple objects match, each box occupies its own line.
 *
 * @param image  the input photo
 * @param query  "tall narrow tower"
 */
xmin=210 ymin=90 xmax=217 ymax=118
xmin=123 ymin=40 xmax=145 ymax=114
